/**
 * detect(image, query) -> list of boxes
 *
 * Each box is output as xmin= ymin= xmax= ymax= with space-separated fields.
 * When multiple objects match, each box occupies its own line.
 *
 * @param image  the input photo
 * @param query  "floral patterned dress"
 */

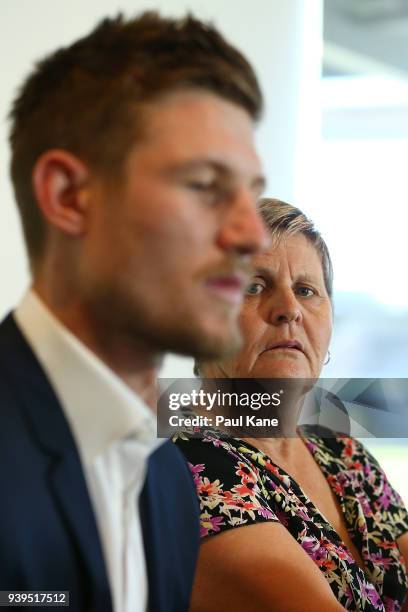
xmin=174 ymin=426 xmax=408 ymax=610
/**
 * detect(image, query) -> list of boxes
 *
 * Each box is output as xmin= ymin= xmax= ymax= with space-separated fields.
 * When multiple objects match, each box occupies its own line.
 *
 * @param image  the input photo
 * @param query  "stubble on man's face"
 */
xmin=80 ymin=90 xmax=266 ymax=363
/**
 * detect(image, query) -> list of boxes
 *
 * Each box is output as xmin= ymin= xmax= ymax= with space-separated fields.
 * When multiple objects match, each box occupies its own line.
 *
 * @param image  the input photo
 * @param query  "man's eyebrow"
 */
xmin=166 ymin=158 xmax=266 ymax=190
xmin=165 ymin=159 xmax=229 ymax=175
xmin=252 ymin=175 xmax=266 ymax=195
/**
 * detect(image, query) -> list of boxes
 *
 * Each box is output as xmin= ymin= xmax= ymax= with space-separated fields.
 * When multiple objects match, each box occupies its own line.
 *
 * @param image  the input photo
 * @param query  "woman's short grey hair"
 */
xmin=258 ymin=198 xmax=333 ymax=299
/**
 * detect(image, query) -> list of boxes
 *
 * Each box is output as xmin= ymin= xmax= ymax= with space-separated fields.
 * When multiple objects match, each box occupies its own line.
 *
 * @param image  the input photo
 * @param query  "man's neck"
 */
xmin=32 ymin=283 xmax=162 ymax=406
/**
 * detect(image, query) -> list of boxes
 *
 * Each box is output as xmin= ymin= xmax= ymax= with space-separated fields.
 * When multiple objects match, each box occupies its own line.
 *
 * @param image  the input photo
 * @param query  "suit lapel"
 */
xmin=50 ymin=453 xmax=112 ymax=610
xmin=140 ymin=440 xmax=200 ymax=612
xmin=0 ymin=314 xmax=112 ymax=611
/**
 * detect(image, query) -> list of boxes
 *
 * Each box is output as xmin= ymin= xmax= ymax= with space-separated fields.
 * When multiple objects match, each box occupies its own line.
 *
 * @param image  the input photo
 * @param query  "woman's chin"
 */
xmin=249 ymin=356 xmax=312 ymax=379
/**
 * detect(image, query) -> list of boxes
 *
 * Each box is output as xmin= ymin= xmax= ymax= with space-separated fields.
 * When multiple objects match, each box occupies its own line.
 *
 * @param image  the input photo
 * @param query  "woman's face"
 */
xmin=203 ymin=233 xmax=333 ymax=379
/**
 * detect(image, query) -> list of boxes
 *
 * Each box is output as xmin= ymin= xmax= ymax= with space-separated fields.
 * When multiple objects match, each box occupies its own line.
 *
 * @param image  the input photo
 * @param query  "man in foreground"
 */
xmin=0 ymin=11 xmax=268 ymax=612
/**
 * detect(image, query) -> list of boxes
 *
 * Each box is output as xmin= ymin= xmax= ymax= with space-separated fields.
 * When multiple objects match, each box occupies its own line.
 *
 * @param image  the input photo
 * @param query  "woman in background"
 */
xmin=174 ymin=199 xmax=408 ymax=611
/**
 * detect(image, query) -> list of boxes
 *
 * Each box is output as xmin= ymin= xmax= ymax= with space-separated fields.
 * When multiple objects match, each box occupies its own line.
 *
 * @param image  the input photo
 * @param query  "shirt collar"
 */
xmin=14 ymin=289 xmax=162 ymax=465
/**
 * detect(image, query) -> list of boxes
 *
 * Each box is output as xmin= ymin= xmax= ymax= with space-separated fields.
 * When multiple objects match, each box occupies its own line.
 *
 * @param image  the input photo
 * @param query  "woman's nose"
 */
xmin=267 ymin=290 xmax=302 ymax=325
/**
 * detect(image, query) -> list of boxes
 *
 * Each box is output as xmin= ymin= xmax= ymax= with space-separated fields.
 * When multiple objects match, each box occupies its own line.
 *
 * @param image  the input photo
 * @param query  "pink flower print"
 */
xmin=357 ymin=576 xmax=383 ymax=609
xmin=208 ymin=515 xmax=224 ymax=533
xmin=297 ymin=506 xmax=312 ymax=522
xmin=301 ymin=536 xmax=320 ymax=557
xmin=378 ymin=482 xmax=393 ymax=511
xmin=200 ymin=512 xmax=225 ymax=537
xmin=356 ymin=493 xmax=373 ymax=517
xmin=371 ymin=552 xmax=393 ymax=570
xmin=314 ymin=544 xmax=330 ymax=564
xmin=189 ymin=462 xmax=205 ymax=484
xmin=257 ymin=506 xmax=275 ymax=520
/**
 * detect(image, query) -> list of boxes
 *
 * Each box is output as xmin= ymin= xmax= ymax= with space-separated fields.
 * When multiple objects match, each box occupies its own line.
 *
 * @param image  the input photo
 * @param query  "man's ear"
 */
xmin=32 ymin=149 xmax=91 ymax=236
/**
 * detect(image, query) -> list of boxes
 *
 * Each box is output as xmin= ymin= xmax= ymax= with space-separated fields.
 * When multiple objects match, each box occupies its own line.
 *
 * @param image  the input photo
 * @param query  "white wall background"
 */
xmin=0 ymin=0 xmax=322 ymax=376
xmin=1 ymin=1 xmax=406 ymax=502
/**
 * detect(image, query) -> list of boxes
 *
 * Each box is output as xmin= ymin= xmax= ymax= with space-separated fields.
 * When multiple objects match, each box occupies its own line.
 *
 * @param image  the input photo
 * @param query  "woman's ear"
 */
xmin=32 ymin=149 xmax=90 ymax=236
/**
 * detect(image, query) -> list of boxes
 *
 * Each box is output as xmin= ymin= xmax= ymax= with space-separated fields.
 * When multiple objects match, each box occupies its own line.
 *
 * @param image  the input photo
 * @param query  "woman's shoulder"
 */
xmin=302 ymin=425 xmax=408 ymax=537
xmin=300 ymin=424 xmax=380 ymax=468
xmin=173 ymin=428 xmax=289 ymax=476
xmin=173 ymin=429 xmax=280 ymax=537
xmin=300 ymin=425 xmax=394 ymax=496
xmin=173 ymin=428 xmax=265 ymax=478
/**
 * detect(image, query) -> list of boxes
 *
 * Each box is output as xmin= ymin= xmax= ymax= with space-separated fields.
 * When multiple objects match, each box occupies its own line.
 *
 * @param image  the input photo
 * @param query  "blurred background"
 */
xmin=317 ymin=0 xmax=408 ymax=503
xmin=0 ymin=0 xmax=407 ymax=499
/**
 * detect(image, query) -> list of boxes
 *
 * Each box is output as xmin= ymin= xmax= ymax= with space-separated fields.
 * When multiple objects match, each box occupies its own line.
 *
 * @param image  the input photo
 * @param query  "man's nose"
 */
xmin=216 ymin=190 xmax=270 ymax=256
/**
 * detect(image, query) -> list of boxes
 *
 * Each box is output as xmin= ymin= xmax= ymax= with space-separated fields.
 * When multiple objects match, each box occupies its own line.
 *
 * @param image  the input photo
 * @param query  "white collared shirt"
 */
xmin=15 ymin=290 xmax=162 ymax=612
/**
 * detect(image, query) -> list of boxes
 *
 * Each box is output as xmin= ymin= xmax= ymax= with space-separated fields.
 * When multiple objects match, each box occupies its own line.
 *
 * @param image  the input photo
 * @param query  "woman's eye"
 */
xmin=296 ymin=286 xmax=315 ymax=297
xmin=246 ymin=282 xmax=264 ymax=296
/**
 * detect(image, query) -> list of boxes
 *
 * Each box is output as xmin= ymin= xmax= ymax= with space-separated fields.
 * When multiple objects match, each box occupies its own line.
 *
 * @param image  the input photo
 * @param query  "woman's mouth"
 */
xmin=263 ymin=340 xmax=304 ymax=353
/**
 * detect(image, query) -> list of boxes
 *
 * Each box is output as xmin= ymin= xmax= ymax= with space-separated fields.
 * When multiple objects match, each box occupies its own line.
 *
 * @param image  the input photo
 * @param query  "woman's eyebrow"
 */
xmin=251 ymin=268 xmax=321 ymax=284
xmin=251 ymin=266 xmax=274 ymax=280
xmin=295 ymin=273 xmax=321 ymax=284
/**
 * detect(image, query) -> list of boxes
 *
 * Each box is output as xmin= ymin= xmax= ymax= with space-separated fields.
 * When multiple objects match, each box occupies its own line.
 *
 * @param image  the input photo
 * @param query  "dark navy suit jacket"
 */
xmin=0 ymin=314 xmax=200 ymax=611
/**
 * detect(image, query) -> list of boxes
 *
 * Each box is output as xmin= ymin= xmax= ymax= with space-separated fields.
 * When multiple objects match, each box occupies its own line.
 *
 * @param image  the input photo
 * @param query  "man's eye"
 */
xmin=296 ymin=286 xmax=315 ymax=297
xmin=246 ymin=282 xmax=264 ymax=296
xmin=188 ymin=181 xmax=216 ymax=191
